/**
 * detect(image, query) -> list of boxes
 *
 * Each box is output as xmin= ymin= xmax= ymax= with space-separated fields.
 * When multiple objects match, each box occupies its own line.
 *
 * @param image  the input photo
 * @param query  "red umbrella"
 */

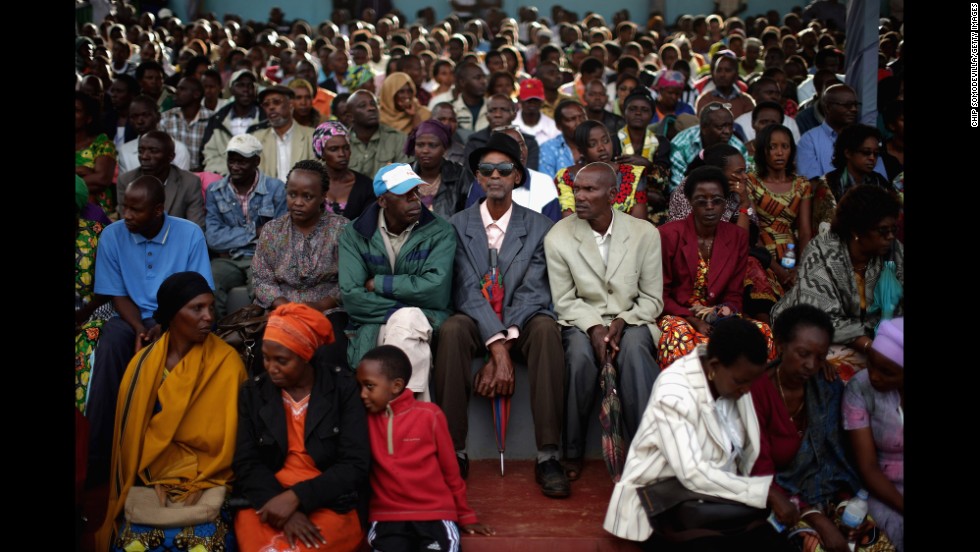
xmin=481 ymin=248 xmax=509 ymax=476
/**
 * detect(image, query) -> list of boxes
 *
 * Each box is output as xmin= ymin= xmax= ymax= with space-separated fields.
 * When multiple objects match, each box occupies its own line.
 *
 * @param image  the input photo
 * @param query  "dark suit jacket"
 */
xmin=117 ymin=166 xmax=206 ymax=229
xmin=449 ymin=201 xmax=555 ymax=342
xmin=232 ymin=357 xmax=370 ymax=515
xmin=658 ymin=215 xmax=749 ymax=317
xmin=461 ymin=128 xmax=541 ymax=172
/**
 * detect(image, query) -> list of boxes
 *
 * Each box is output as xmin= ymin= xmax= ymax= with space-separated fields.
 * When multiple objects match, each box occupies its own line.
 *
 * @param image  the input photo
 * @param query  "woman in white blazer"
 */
xmin=603 ymin=318 xmax=796 ymax=551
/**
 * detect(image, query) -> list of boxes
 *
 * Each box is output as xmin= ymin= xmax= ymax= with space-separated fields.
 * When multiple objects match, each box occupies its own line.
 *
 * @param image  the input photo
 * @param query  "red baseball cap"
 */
xmin=519 ymin=78 xmax=545 ymax=101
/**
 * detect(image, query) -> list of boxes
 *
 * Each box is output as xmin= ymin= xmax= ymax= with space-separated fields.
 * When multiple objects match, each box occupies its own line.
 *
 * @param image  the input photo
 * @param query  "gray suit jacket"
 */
xmin=544 ymin=209 xmax=664 ymax=342
xmin=449 ymin=201 xmax=556 ymax=342
xmin=117 ymin=165 xmax=206 ymax=229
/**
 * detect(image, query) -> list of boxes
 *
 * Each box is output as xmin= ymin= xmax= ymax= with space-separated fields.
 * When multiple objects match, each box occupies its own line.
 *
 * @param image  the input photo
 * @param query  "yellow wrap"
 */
xmin=96 ymin=333 xmax=246 ymax=551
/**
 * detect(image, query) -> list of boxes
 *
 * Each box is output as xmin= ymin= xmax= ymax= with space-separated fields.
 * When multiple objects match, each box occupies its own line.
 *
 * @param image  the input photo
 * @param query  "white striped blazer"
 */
xmin=603 ymin=348 xmax=773 ymax=541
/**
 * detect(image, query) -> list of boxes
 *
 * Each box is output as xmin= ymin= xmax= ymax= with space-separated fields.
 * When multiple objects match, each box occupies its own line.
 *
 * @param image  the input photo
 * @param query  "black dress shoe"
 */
xmin=457 ymin=453 xmax=469 ymax=480
xmin=535 ymin=458 xmax=570 ymax=498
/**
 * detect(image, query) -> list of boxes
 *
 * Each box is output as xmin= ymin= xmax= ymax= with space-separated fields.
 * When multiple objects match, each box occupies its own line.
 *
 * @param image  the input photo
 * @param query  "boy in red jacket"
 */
xmin=357 ymin=345 xmax=494 ymax=551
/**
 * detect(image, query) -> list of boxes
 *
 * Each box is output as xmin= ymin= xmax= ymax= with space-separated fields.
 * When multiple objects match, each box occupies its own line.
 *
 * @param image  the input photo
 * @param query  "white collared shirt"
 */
xmin=275 ymin=124 xmax=294 ymax=182
xmin=592 ymin=211 xmax=615 ymax=266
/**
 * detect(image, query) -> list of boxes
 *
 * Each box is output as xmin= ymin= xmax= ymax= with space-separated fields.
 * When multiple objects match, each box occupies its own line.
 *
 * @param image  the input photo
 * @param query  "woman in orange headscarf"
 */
xmin=97 ymin=272 xmax=246 ymax=552
xmin=378 ymin=71 xmax=430 ymax=134
xmin=233 ymin=303 xmax=370 ymax=551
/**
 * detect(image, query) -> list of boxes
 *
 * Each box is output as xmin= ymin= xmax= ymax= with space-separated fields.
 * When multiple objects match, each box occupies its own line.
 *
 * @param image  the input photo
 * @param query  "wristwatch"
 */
xmin=739 ymin=206 xmax=754 ymax=217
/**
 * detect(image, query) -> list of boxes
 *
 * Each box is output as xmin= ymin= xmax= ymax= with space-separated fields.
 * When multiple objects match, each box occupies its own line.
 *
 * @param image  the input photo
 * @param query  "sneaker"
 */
xmin=535 ymin=458 xmax=570 ymax=498
xmin=457 ymin=453 xmax=469 ymax=480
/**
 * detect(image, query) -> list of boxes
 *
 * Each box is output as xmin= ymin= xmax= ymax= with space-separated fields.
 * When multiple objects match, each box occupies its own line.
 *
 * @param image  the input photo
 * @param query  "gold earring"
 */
xmin=708 ymin=370 xmax=715 ymax=381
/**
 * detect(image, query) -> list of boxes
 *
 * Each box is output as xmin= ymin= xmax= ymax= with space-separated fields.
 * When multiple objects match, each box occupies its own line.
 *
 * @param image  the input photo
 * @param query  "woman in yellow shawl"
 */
xmin=378 ymin=72 xmax=430 ymax=134
xmin=96 ymin=271 xmax=246 ymax=552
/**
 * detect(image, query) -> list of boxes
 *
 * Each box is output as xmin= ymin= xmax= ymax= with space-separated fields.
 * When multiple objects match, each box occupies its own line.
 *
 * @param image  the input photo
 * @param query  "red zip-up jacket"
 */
xmin=366 ymin=391 xmax=478 ymax=525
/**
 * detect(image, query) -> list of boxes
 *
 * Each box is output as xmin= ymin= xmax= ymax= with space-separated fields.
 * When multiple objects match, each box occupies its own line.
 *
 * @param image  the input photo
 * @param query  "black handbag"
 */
xmin=216 ymin=304 xmax=268 ymax=370
xmin=636 ymin=477 xmax=769 ymax=541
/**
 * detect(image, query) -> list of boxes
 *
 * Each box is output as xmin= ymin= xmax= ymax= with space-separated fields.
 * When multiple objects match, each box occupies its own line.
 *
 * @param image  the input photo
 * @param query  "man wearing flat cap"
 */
xmin=252 ymin=85 xmax=316 ymax=182
xmin=205 ymin=133 xmax=287 ymax=318
xmin=339 ymin=163 xmax=457 ymax=401
xmin=432 ymin=133 xmax=567 ymax=498
xmin=201 ymin=69 xmax=268 ymax=174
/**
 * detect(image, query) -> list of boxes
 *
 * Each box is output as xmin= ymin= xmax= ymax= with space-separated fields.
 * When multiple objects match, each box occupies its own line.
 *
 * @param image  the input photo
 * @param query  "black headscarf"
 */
xmin=153 ymin=272 xmax=213 ymax=331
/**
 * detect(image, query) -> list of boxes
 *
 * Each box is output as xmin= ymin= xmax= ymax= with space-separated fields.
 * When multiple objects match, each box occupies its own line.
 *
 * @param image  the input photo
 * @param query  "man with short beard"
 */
xmin=250 ymin=85 xmax=316 ymax=182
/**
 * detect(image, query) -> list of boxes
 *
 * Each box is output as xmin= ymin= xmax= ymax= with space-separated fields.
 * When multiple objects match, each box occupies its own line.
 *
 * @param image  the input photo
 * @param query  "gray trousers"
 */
xmin=562 ymin=325 xmax=661 ymax=459
xmin=211 ymin=256 xmax=253 ymax=319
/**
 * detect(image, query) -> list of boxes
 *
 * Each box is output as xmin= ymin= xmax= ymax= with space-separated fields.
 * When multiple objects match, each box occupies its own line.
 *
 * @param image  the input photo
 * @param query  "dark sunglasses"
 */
xmin=477 ymin=162 xmax=516 ymax=177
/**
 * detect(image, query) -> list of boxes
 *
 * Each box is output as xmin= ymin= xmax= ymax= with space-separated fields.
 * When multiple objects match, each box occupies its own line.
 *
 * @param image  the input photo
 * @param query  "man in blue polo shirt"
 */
xmin=85 ymin=175 xmax=213 ymax=484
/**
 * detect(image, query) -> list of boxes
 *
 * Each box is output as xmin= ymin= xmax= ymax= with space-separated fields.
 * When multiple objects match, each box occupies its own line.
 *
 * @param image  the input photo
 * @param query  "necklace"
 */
xmin=775 ymin=367 xmax=805 ymax=421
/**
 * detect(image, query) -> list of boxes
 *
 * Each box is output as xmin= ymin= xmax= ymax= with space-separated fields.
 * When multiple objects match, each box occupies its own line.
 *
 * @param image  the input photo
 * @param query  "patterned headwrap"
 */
xmin=403 ymin=119 xmax=452 ymax=156
xmin=312 ymin=121 xmax=350 ymax=158
xmin=343 ymin=63 xmax=376 ymax=90
xmin=264 ymin=303 xmax=335 ymax=361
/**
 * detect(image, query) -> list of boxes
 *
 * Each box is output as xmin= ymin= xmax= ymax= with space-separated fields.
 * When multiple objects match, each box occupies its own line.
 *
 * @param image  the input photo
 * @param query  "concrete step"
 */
xmin=460 ymin=459 xmax=642 ymax=551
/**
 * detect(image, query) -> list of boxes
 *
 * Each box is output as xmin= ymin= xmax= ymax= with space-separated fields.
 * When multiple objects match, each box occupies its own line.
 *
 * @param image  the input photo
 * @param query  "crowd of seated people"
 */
xmin=75 ymin=2 xmax=906 ymax=551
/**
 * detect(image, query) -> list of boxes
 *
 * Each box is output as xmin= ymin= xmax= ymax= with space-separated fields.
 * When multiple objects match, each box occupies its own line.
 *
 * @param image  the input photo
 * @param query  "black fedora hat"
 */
xmin=467 ymin=132 xmax=526 ymax=180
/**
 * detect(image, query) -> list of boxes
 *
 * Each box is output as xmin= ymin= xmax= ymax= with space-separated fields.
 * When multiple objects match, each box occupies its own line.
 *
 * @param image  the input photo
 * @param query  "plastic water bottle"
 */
xmin=780 ymin=243 xmax=797 ymax=269
xmin=840 ymin=489 xmax=869 ymax=551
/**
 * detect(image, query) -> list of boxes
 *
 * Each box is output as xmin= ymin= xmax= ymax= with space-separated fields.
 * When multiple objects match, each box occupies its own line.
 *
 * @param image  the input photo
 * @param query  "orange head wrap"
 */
xmin=264 ymin=303 xmax=335 ymax=361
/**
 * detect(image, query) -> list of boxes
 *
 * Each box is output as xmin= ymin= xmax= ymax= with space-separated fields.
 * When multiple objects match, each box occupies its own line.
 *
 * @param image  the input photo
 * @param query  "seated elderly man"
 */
xmin=433 ymin=133 xmax=566 ymax=498
xmin=544 ymin=162 xmax=664 ymax=484
xmin=338 ymin=163 xmax=457 ymax=398
xmin=252 ymin=84 xmax=316 ymax=182
xmin=117 ymin=130 xmax=205 ymax=229
xmin=668 ymin=102 xmax=748 ymax=195
xmin=204 ymin=134 xmax=287 ymax=318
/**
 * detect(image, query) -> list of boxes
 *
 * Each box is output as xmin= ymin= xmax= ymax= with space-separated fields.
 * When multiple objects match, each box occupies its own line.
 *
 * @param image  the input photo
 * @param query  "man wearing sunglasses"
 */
xmin=433 ymin=132 xmax=568 ymax=498
xmin=544 ymin=162 xmax=664 ymax=487
xmin=797 ymin=84 xmax=887 ymax=180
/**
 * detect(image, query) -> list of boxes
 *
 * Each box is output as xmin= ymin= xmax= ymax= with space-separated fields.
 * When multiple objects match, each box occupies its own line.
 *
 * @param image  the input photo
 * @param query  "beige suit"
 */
xmin=252 ymin=124 xmax=316 ymax=181
xmin=603 ymin=348 xmax=771 ymax=541
xmin=544 ymin=209 xmax=665 ymax=343
xmin=545 ymin=209 xmax=665 ymax=459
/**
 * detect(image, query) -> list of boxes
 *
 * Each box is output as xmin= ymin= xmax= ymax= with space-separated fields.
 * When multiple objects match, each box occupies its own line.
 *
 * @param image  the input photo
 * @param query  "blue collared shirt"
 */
xmin=205 ymin=171 xmax=287 ymax=258
xmin=94 ymin=213 xmax=214 ymax=319
xmin=538 ymin=135 xmax=576 ymax=179
xmin=797 ymin=122 xmax=887 ymax=180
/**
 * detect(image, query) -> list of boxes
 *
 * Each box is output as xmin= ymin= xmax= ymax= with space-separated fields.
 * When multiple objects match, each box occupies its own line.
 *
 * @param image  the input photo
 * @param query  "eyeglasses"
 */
xmin=692 ymin=196 xmax=727 ymax=207
xmin=704 ymin=102 xmax=733 ymax=113
xmin=828 ymin=100 xmax=861 ymax=109
xmin=477 ymin=162 xmax=516 ymax=177
xmin=872 ymin=225 xmax=898 ymax=237
xmin=855 ymin=148 xmax=880 ymax=157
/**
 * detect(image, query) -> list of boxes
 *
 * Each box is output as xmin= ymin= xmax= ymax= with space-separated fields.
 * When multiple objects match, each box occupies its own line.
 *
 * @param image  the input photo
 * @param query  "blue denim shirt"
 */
xmin=205 ymin=171 xmax=287 ymax=259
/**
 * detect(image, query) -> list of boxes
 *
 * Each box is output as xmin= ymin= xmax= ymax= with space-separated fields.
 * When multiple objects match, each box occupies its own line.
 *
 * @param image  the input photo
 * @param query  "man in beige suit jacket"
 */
xmin=544 ymin=163 xmax=664 ymax=476
xmin=253 ymin=85 xmax=316 ymax=181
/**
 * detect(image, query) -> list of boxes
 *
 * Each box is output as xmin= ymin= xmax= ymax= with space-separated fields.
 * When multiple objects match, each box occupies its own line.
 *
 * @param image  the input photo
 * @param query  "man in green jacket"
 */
xmin=339 ymin=163 xmax=456 ymax=400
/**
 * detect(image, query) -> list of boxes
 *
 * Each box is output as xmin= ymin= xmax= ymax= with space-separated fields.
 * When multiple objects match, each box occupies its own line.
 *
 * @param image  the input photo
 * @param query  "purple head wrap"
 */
xmin=871 ymin=318 xmax=904 ymax=368
xmin=403 ymin=119 xmax=452 ymax=156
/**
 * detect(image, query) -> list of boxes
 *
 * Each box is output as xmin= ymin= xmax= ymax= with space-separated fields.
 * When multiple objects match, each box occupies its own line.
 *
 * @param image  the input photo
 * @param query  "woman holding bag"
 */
xmin=604 ymin=318 xmax=795 ymax=551
xmin=96 ymin=272 xmax=247 ymax=552
xmin=656 ymin=166 xmax=776 ymax=369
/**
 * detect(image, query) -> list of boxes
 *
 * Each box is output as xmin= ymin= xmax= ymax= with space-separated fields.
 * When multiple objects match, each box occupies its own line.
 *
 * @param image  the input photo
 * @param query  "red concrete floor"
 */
xmin=459 ymin=459 xmax=644 ymax=552
xmin=78 ymin=460 xmax=643 ymax=551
